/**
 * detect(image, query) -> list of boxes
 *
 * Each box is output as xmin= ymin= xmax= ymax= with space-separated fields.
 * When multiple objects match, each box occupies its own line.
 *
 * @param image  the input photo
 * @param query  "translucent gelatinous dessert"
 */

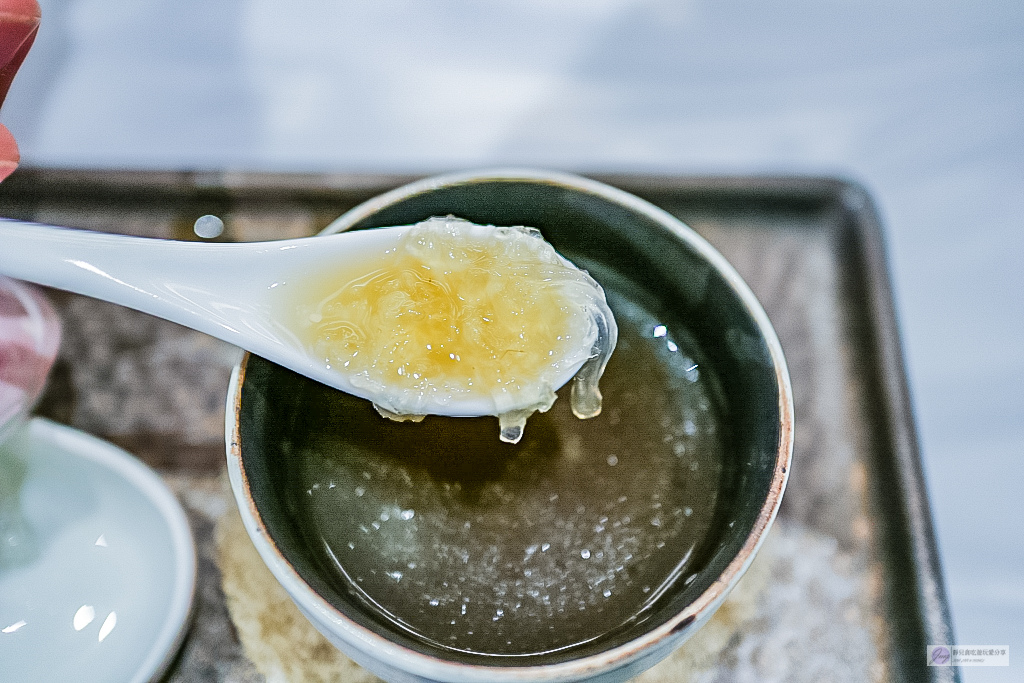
xmin=286 ymin=217 xmax=617 ymax=443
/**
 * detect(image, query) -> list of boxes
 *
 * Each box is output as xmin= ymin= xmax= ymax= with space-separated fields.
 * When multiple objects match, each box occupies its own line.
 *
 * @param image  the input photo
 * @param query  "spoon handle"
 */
xmin=0 ymin=218 xmax=408 ymax=390
xmin=0 ymin=218 xmax=286 ymax=350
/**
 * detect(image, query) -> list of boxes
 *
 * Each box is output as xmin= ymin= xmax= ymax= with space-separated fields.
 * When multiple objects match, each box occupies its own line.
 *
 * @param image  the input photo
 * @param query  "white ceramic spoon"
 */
xmin=0 ymin=218 xmax=592 ymax=418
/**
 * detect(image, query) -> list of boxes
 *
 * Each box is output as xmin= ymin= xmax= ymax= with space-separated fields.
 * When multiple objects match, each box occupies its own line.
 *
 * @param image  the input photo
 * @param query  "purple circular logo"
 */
xmin=930 ymin=646 xmax=951 ymax=665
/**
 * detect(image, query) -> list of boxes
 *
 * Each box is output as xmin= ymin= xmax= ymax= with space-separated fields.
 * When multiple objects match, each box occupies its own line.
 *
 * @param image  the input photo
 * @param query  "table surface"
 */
xmin=2 ymin=2 xmax=1022 ymax=681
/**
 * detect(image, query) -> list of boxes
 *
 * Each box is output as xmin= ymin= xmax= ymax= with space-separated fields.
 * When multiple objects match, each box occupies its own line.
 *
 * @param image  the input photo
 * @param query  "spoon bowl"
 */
xmin=0 ymin=219 xmax=594 ymax=418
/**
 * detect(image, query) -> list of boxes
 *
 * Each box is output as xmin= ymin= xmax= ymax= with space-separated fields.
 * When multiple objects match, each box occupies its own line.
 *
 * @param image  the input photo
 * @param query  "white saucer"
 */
xmin=0 ymin=418 xmax=196 ymax=682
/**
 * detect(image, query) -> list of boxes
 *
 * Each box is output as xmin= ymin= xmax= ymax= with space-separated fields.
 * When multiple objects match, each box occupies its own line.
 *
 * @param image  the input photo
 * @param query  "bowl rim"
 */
xmin=226 ymin=168 xmax=794 ymax=681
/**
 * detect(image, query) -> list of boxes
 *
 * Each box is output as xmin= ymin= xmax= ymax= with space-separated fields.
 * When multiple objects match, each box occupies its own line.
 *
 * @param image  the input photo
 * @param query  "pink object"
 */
xmin=0 ymin=276 xmax=60 ymax=441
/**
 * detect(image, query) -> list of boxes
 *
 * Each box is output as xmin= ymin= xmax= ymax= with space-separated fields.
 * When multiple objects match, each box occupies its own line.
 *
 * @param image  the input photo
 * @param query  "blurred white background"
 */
xmin=3 ymin=1 xmax=1022 ymax=679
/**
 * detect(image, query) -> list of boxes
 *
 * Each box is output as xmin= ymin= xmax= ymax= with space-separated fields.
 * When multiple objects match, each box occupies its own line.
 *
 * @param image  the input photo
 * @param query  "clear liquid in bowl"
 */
xmin=286 ymin=269 xmax=725 ymax=657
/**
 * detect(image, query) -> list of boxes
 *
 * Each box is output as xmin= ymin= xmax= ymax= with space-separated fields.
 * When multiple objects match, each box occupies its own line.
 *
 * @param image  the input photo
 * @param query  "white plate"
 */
xmin=0 ymin=418 xmax=196 ymax=683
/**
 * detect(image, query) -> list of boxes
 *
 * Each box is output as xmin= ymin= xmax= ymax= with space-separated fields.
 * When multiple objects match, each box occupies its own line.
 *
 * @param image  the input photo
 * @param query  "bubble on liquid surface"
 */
xmin=193 ymin=214 xmax=224 ymax=239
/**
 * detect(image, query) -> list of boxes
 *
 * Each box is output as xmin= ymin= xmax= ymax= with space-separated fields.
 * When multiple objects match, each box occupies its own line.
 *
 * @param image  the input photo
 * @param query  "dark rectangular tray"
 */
xmin=0 ymin=169 xmax=958 ymax=682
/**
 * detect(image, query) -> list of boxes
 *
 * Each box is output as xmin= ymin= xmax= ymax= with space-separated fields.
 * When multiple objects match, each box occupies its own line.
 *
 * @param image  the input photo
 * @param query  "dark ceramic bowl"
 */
xmin=226 ymin=170 xmax=793 ymax=682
